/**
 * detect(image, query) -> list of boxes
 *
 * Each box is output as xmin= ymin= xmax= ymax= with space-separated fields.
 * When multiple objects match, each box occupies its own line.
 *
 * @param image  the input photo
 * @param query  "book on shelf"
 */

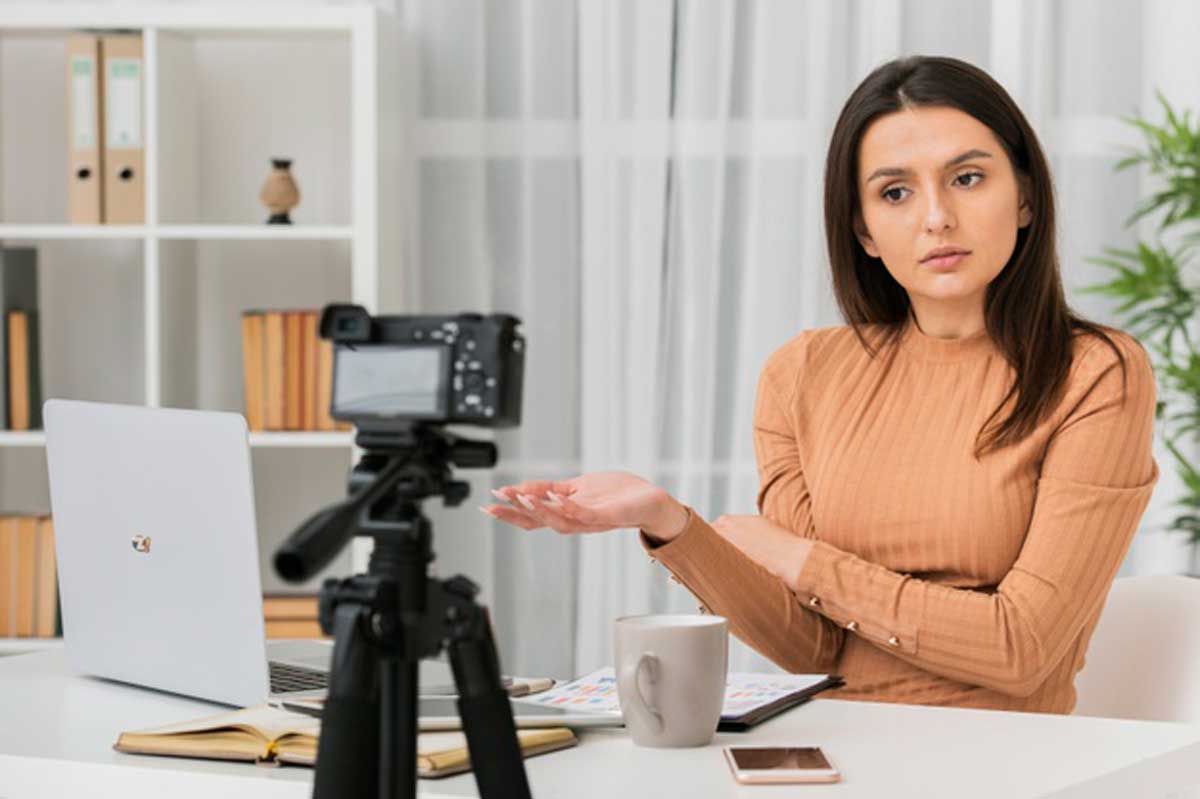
xmin=13 ymin=516 xmax=36 ymax=636
xmin=263 ymin=593 xmax=324 ymax=640
xmin=263 ymin=594 xmax=318 ymax=619
xmin=241 ymin=313 xmax=265 ymax=431
xmin=284 ymin=311 xmax=303 ymax=430
xmin=241 ymin=309 xmax=348 ymax=433
xmin=100 ymin=33 xmax=145 ymax=224
xmin=301 ymin=310 xmax=318 ymax=431
xmin=7 ymin=311 xmax=43 ymax=431
xmin=0 ymin=247 xmax=40 ymax=430
xmin=66 ymin=34 xmax=105 ymax=224
xmin=113 ymin=703 xmax=578 ymax=777
xmin=0 ymin=514 xmax=58 ymax=638
xmin=262 ymin=311 xmax=286 ymax=430
xmin=315 ymin=335 xmax=337 ymax=430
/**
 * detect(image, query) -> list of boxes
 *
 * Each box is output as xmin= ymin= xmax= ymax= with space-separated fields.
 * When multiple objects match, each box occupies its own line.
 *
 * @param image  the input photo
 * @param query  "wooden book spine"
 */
xmin=14 ymin=516 xmax=37 ymax=636
xmin=264 ymin=312 xmax=286 ymax=430
xmin=34 ymin=517 xmax=57 ymax=637
xmin=264 ymin=619 xmax=326 ymax=639
xmin=7 ymin=312 xmax=29 ymax=431
xmin=263 ymin=594 xmax=319 ymax=620
xmin=0 ymin=247 xmax=39 ymax=430
xmin=241 ymin=312 xmax=265 ymax=431
xmin=301 ymin=310 xmax=318 ymax=430
xmin=315 ymin=337 xmax=336 ymax=431
xmin=0 ymin=517 xmax=13 ymax=636
xmin=284 ymin=311 xmax=303 ymax=430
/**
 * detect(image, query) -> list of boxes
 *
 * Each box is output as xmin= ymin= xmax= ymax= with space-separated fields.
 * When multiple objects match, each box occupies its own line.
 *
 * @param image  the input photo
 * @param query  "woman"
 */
xmin=480 ymin=55 xmax=1159 ymax=714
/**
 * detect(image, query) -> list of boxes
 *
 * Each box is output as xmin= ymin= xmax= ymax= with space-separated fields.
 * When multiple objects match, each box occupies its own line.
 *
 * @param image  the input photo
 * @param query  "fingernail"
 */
xmin=479 ymin=506 xmax=495 ymax=518
xmin=490 ymin=489 xmax=508 ymax=501
xmin=517 ymin=494 xmax=536 ymax=510
xmin=546 ymin=491 xmax=563 ymax=505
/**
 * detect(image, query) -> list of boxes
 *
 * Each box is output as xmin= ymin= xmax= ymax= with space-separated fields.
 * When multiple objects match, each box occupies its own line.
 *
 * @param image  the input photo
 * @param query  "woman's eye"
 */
xmin=882 ymin=187 xmax=908 ymax=203
xmin=955 ymin=171 xmax=984 ymax=187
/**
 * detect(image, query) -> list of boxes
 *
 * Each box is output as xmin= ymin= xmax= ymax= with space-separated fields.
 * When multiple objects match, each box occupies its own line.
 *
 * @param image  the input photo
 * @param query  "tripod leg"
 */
xmin=448 ymin=606 xmax=533 ymax=799
xmin=314 ymin=603 xmax=381 ymax=799
xmin=380 ymin=655 xmax=419 ymax=798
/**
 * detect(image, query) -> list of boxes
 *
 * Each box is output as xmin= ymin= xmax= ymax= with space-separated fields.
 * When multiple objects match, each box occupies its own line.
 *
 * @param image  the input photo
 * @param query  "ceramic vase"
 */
xmin=259 ymin=158 xmax=300 ymax=224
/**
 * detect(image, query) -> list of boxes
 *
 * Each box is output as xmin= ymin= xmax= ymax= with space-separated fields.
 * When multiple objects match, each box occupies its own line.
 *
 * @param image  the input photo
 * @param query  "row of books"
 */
xmin=0 ymin=515 xmax=59 ymax=638
xmin=66 ymin=33 xmax=145 ymax=224
xmin=1 ymin=248 xmax=43 ymax=431
xmin=241 ymin=309 xmax=349 ymax=432
xmin=262 ymin=594 xmax=326 ymax=639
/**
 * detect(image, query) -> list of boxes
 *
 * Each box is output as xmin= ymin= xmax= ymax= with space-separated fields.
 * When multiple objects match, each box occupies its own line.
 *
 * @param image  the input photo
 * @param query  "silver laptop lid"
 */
xmin=44 ymin=399 xmax=271 ymax=706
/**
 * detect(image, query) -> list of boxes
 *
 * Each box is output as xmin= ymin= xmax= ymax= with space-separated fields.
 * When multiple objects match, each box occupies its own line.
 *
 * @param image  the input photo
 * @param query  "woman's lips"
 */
xmin=922 ymin=252 xmax=970 ymax=270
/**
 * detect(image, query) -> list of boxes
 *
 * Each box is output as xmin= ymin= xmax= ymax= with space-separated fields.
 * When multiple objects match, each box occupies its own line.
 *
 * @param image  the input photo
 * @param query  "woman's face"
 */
xmin=853 ymin=105 xmax=1033 ymax=319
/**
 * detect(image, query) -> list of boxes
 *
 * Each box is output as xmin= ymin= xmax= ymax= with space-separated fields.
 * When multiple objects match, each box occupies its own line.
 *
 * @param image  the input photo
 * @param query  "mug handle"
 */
xmin=619 ymin=652 xmax=664 ymax=734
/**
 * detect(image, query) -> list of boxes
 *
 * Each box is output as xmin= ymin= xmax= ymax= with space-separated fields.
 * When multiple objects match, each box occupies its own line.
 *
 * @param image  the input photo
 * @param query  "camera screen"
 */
xmin=332 ymin=344 xmax=447 ymax=417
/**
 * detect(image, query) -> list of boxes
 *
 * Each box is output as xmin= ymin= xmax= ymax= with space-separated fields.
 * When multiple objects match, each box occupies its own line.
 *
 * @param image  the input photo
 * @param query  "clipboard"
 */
xmin=717 ymin=674 xmax=845 ymax=732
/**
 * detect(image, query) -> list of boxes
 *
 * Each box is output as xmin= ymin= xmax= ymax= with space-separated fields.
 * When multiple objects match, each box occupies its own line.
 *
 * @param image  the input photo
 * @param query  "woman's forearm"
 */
xmin=640 ymin=492 xmax=692 ymax=543
xmin=710 ymin=515 xmax=814 ymax=591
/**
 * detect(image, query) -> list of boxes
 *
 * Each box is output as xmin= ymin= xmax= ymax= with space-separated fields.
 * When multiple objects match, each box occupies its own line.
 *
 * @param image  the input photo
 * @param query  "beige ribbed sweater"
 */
xmin=643 ymin=319 xmax=1159 ymax=713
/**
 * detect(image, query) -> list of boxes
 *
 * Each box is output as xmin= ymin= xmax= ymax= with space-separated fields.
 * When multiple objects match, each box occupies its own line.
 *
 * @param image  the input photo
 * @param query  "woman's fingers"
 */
xmin=480 ymin=504 xmax=541 ymax=531
xmin=493 ymin=479 xmax=577 ymax=501
xmin=515 ymin=493 xmax=607 ymax=534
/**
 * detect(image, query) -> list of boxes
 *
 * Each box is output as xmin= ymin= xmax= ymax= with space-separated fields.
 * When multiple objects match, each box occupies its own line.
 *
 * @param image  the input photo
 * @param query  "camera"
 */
xmin=320 ymin=304 xmax=524 ymax=430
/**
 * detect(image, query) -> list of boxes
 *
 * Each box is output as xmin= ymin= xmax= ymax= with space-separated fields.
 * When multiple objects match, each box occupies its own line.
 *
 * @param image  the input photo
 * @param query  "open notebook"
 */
xmin=114 ymin=704 xmax=577 ymax=779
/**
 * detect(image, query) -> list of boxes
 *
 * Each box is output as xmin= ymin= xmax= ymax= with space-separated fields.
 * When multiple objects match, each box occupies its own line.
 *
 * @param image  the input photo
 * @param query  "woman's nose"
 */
xmin=923 ymin=187 xmax=956 ymax=233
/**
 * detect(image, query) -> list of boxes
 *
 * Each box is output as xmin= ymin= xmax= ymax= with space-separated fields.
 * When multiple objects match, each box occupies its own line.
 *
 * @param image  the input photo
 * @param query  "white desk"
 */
xmin=2 ymin=649 xmax=1199 ymax=799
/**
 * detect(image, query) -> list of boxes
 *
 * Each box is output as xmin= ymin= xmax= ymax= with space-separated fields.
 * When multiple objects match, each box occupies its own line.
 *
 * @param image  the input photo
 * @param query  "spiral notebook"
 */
xmin=514 ymin=667 xmax=844 ymax=731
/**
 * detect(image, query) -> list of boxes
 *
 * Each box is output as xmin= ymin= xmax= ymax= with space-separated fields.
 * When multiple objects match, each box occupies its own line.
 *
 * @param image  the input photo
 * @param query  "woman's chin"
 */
xmin=915 ymin=276 xmax=983 ymax=301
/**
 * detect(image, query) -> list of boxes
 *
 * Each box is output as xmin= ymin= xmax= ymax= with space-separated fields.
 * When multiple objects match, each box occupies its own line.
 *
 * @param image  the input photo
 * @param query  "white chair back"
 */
xmin=1073 ymin=574 xmax=1200 ymax=723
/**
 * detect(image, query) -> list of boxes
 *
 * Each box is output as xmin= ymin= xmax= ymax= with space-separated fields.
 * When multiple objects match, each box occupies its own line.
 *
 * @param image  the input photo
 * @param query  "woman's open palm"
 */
xmin=481 ymin=471 xmax=668 ymax=535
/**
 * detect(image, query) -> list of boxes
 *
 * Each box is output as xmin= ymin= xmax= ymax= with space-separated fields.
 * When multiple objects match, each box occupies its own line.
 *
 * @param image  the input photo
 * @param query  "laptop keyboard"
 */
xmin=269 ymin=661 xmax=329 ymax=694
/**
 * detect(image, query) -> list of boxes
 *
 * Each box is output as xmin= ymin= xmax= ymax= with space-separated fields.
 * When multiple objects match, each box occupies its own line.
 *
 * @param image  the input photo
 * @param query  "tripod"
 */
xmin=274 ymin=425 xmax=533 ymax=799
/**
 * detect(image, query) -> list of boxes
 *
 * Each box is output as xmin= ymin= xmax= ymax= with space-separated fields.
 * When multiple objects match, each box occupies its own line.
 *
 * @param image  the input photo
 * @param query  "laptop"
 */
xmin=44 ymin=399 xmax=332 ymax=707
xmin=43 ymin=399 xmax=623 ymax=728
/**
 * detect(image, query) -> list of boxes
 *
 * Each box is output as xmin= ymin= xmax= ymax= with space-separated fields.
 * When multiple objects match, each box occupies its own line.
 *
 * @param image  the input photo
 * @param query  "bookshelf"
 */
xmin=0 ymin=4 xmax=408 ymax=649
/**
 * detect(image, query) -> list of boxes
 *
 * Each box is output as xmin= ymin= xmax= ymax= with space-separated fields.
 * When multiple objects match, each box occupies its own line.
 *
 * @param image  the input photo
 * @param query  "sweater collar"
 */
xmin=897 ymin=315 xmax=996 ymax=363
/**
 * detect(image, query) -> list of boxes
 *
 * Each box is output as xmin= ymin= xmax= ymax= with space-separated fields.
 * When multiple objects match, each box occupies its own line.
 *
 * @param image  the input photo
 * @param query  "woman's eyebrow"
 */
xmin=864 ymin=148 xmax=993 ymax=184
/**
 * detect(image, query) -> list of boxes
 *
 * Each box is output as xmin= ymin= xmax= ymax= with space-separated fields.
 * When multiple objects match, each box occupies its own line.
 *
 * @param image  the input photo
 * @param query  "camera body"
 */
xmin=322 ymin=304 xmax=524 ymax=430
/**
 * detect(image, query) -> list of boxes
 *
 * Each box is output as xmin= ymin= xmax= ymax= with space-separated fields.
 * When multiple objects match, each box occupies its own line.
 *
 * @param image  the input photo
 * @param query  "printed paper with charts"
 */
xmin=513 ymin=667 xmax=833 ymax=718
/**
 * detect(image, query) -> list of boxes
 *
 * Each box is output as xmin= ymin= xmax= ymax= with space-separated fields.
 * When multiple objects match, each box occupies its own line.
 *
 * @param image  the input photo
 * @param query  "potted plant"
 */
xmin=1082 ymin=90 xmax=1200 ymax=575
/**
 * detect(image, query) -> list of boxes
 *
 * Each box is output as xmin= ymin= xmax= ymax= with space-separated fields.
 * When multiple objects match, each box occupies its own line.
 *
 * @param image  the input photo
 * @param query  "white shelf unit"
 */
xmin=0 ymin=4 xmax=407 ymax=647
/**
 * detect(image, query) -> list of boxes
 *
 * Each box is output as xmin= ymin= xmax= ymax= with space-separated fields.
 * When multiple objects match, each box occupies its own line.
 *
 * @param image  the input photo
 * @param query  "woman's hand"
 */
xmin=710 ymin=514 xmax=813 ymax=592
xmin=480 ymin=471 xmax=690 ymax=542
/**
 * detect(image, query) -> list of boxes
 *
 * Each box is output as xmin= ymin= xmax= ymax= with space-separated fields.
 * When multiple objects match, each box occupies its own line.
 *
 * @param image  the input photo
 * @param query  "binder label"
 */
xmin=70 ymin=55 xmax=97 ymax=148
xmin=106 ymin=57 xmax=143 ymax=148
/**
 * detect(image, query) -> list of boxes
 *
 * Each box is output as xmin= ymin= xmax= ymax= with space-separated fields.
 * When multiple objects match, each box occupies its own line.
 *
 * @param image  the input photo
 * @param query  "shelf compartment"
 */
xmin=156 ymin=30 xmax=352 ymax=227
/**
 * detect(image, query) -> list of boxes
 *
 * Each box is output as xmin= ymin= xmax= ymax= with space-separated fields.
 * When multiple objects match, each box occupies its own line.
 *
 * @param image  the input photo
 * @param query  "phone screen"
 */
xmin=728 ymin=747 xmax=832 ymax=771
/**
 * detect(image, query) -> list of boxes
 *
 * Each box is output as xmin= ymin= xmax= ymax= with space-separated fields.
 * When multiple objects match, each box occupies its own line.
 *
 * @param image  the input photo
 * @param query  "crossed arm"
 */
xmin=644 ymin=334 xmax=1158 ymax=697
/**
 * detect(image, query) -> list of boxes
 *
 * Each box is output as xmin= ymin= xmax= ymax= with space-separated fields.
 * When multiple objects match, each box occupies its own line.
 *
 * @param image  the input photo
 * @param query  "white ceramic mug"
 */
xmin=614 ymin=614 xmax=729 ymax=747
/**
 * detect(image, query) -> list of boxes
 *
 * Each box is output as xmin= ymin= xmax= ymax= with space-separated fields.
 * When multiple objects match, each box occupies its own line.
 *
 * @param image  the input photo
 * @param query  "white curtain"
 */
xmin=404 ymin=0 xmax=1200 ymax=680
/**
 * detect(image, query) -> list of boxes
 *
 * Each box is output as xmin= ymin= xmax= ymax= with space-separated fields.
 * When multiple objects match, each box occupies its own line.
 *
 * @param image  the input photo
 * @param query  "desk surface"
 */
xmin=2 ymin=649 xmax=1199 ymax=799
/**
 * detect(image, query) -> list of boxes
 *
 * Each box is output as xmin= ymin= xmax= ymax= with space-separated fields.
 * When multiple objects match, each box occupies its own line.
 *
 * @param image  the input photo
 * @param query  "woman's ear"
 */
xmin=1017 ymin=173 xmax=1034 ymax=229
xmin=853 ymin=211 xmax=880 ymax=258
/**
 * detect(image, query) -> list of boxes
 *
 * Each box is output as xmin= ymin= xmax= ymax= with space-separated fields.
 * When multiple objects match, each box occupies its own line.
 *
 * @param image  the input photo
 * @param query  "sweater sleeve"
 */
xmin=789 ymin=333 xmax=1159 ymax=697
xmin=638 ymin=337 xmax=846 ymax=674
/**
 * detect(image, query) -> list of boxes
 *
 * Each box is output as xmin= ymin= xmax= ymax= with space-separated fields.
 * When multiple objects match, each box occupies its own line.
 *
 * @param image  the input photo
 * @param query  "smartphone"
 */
xmin=723 ymin=746 xmax=841 ymax=784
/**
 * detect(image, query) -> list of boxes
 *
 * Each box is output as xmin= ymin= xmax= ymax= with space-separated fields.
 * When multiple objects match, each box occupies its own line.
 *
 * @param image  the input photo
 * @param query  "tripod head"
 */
xmin=273 ymin=424 xmax=496 ymax=584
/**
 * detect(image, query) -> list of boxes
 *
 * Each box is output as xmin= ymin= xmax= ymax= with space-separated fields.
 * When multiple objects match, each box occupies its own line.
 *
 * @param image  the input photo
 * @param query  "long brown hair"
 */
xmin=823 ymin=55 xmax=1128 ymax=459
